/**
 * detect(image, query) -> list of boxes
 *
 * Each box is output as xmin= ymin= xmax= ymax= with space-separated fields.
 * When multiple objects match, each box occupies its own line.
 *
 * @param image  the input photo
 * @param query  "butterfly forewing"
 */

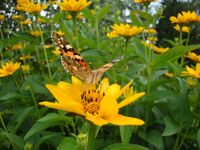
xmin=51 ymin=32 xmax=92 ymax=81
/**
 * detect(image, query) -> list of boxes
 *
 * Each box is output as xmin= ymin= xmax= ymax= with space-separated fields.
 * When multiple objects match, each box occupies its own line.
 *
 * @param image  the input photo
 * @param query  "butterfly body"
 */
xmin=51 ymin=32 xmax=121 ymax=84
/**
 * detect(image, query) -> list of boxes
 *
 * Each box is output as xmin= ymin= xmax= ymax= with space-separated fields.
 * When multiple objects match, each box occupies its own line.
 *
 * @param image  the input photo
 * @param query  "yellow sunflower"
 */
xmin=40 ymin=77 xmax=145 ymax=126
xmin=107 ymin=23 xmax=144 ymax=38
xmin=58 ymin=0 xmax=91 ymax=12
xmin=0 ymin=61 xmax=21 ymax=77
xmin=181 ymin=63 xmax=200 ymax=79
xmin=185 ymin=52 xmax=200 ymax=63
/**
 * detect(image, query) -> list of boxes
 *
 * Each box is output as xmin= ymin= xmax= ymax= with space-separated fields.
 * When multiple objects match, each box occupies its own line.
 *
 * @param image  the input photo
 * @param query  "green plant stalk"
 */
xmin=121 ymin=37 xmax=129 ymax=85
xmin=73 ymin=16 xmax=80 ymax=51
xmin=179 ymin=31 xmax=185 ymax=68
xmin=0 ymin=28 xmax=4 ymax=40
xmin=0 ymin=112 xmax=8 ymax=132
xmin=95 ymin=19 xmax=99 ymax=48
xmin=30 ymin=86 xmax=39 ymax=114
xmin=177 ymin=127 xmax=189 ymax=150
xmin=12 ymin=76 xmax=20 ymax=91
xmin=173 ymin=131 xmax=181 ymax=150
xmin=87 ymin=123 xmax=99 ymax=150
xmin=38 ymin=25 xmax=52 ymax=80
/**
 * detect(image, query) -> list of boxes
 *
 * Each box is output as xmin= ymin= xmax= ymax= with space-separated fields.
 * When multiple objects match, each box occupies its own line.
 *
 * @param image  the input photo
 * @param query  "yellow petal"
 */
xmin=39 ymin=101 xmax=85 ymax=116
xmin=71 ymin=76 xmax=82 ymax=88
xmin=115 ymin=80 xmax=133 ymax=98
xmin=107 ymin=114 xmax=145 ymax=126
xmin=100 ymin=95 xmax=119 ymax=118
xmin=118 ymin=92 xmax=145 ymax=108
xmin=85 ymin=112 xmax=108 ymax=126
xmin=57 ymin=81 xmax=81 ymax=101
xmin=46 ymin=84 xmax=76 ymax=103
xmin=106 ymin=84 xmax=120 ymax=97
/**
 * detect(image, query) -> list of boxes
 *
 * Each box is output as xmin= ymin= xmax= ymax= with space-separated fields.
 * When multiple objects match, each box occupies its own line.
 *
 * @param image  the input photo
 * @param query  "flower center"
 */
xmin=81 ymin=88 xmax=105 ymax=115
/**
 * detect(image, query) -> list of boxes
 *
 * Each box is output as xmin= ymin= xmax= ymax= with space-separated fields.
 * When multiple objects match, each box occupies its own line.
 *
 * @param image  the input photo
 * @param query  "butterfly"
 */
xmin=51 ymin=32 xmax=122 ymax=84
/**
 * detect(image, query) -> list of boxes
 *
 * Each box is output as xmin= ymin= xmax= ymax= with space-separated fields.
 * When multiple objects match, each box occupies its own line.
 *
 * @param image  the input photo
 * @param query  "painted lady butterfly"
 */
xmin=51 ymin=32 xmax=122 ymax=84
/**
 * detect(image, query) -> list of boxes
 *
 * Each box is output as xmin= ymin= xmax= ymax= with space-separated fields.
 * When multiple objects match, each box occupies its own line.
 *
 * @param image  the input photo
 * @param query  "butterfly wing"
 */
xmin=90 ymin=56 xmax=123 ymax=84
xmin=51 ymin=32 xmax=92 ymax=81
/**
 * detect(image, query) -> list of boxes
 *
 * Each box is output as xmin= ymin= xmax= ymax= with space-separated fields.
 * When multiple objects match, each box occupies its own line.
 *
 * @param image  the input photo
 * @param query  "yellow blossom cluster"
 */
xmin=0 ymin=61 xmax=21 ymax=77
xmin=134 ymin=0 xmax=157 ymax=3
xmin=181 ymin=63 xmax=200 ymax=79
xmin=16 ymin=0 xmax=48 ymax=14
xmin=107 ymin=23 xmax=144 ymax=38
xmin=186 ymin=52 xmax=200 ymax=63
xmin=142 ymin=42 xmax=169 ymax=53
xmin=173 ymin=24 xmax=190 ymax=33
xmin=170 ymin=11 xmax=200 ymax=24
xmin=58 ymin=0 xmax=91 ymax=12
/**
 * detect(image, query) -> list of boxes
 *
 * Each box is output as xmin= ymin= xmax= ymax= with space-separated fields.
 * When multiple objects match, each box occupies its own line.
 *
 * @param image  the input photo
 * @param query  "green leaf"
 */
xmin=1 ymin=132 xmax=24 ymax=150
xmin=151 ymin=45 xmax=200 ymax=69
xmin=132 ymin=10 xmax=154 ymax=26
xmin=139 ymin=130 xmax=164 ymax=150
xmin=24 ymin=113 xmax=72 ymax=140
xmin=120 ymin=126 xmax=134 ymax=144
xmin=0 ymin=92 xmax=21 ymax=101
xmin=83 ymin=8 xmax=95 ymax=27
xmin=96 ymin=4 xmax=111 ymax=23
xmin=57 ymin=137 xmax=76 ymax=150
xmin=162 ymin=117 xmax=181 ymax=136
xmin=103 ymin=143 xmax=149 ymax=150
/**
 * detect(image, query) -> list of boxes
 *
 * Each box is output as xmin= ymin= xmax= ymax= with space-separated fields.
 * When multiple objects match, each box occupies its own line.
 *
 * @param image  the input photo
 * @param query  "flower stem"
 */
xmin=121 ymin=37 xmax=129 ymax=85
xmin=29 ymin=86 xmax=40 ymax=117
xmin=12 ymin=76 xmax=20 ymax=91
xmin=73 ymin=16 xmax=79 ymax=51
xmin=0 ymin=112 xmax=8 ymax=132
xmin=0 ymin=28 xmax=4 ymax=40
xmin=95 ymin=19 xmax=99 ymax=48
xmin=87 ymin=123 xmax=99 ymax=150
xmin=38 ymin=25 xmax=52 ymax=80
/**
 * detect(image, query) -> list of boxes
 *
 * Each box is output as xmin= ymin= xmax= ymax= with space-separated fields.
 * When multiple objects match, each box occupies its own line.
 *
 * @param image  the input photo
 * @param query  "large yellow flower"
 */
xmin=181 ymin=63 xmax=200 ymax=79
xmin=58 ymin=0 xmax=91 ymax=12
xmin=0 ymin=15 xmax=5 ymax=21
xmin=186 ymin=52 xmax=200 ymax=63
xmin=170 ymin=11 xmax=200 ymax=24
xmin=107 ymin=24 xmax=144 ymax=38
xmin=40 ymin=77 xmax=145 ymax=126
xmin=0 ymin=61 xmax=21 ymax=77
xmin=17 ymin=0 xmax=48 ymax=13
xmin=134 ymin=0 xmax=157 ymax=3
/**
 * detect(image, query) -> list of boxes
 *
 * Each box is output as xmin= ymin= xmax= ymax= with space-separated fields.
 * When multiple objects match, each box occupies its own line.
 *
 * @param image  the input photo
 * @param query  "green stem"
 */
xmin=30 ymin=86 xmax=40 ymax=116
xmin=12 ymin=76 xmax=20 ymax=91
xmin=121 ymin=37 xmax=129 ymax=85
xmin=87 ymin=123 xmax=99 ymax=150
xmin=38 ymin=25 xmax=52 ymax=80
xmin=0 ymin=112 xmax=8 ymax=132
xmin=0 ymin=48 xmax=3 ymax=61
xmin=173 ymin=131 xmax=181 ymax=150
xmin=73 ymin=16 xmax=79 ymax=51
xmin=177 ymin=128 xmax=189 ymax=150
xmin=95 ymin=19 xmax=99 ymax=48
xmin=0 ymin=28 xmax=4 ymax=40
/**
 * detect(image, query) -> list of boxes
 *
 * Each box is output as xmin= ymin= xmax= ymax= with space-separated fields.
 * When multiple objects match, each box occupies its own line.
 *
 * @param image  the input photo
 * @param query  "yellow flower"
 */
xmin=170 ymin=11 xmax=200 ymax=24
xmin=174 ymin=24 xmax=190 ymax=33
xmin=107 ymin=23 xmax=144 ymax=38
xmin=142 ymin=41 xmax=169 ymax=53
xmin=52 ymin=47 xmax=60 ymax=56
xmin=7 ymin=43 xmax=23 ymax=51
xmin=56 ymin=31 xmax=65 ymax=36
xmin=186 ymin=77 xmax=197 ymax=87
xmin=123 ymin=86 xmax=135 ymax=98
xmin=134 ymin=0 xmax=157 ymax=3
xmin=143 ymin=28 xmax=157 ymax=34
xmin=0 ymin=15 xmax=5 ymax=21
xmin=17 ymin=1 xmax=48 ymax=14
xmin=19 ymin=54 xmax=32 ymax=61
xmin=44 ymin=44 xmax=52 ymax=49
xmin=186 ymin=52 xmax=200 ymax=63
xmin=152 ymin=46 xmax=169 ymax=54
xmin=165 ymin=72 xmax=174 ymax=78
xmin=12 ymin=14 xmax=24 ymax=20
xmin=181 ymin=63 xmax=200 ymax=79
xmin=147 ymin=37 xmax=158 ymax=42
xmin=58 ymin=0 xmax=91 ymax=12
xmin=30 ymin=31 xmax=42 ymax=37
xmin=39 ymin=77 xmax=145 ymax=126
xmin=21 ymin=65 xmax=30 ymax=72
xmin=20 ymin=19 xmax=32 ymax=25
xmin=66 ymin=13 xmax=84 ymax=20
xmin=37 ymin=18 xmax=46 ymax=23
xmin=0 ymin=61 xmax=21 ymax=77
